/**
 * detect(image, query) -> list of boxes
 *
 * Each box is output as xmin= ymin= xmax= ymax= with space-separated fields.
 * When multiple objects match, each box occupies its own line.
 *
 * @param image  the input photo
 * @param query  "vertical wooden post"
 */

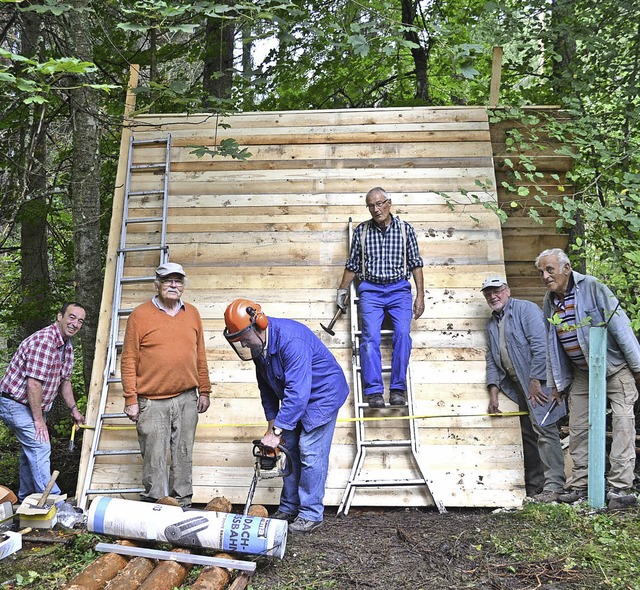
xmin=588 ymin=326 xmax=607 ymax=509
xmin=75 ymin=64 xmax=140 ymax=501
xmin=489 ymin=46 xmax=503 ymax=108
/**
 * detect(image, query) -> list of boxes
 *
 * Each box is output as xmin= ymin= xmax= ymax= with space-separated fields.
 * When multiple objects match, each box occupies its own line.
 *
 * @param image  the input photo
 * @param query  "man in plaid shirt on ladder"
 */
xmin=337 ymin=187 xmax=425 ymax=408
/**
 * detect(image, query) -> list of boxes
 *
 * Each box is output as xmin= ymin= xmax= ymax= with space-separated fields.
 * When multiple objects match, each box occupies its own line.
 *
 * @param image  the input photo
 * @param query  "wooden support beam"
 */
xmin=489 ymin=47 xmax=503 ymax=108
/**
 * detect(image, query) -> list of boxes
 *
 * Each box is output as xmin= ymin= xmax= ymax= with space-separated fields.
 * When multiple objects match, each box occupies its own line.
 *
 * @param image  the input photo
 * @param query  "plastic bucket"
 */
xmin=87 ymin=496 xmax=287 ymax=558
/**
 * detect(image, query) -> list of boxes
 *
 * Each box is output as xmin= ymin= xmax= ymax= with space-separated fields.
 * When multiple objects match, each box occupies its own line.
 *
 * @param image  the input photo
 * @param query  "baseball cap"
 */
xmin=480 ymin=275 xmax=507 ymax=291
xmin=155 ymin=262 xmax=186 ymax=278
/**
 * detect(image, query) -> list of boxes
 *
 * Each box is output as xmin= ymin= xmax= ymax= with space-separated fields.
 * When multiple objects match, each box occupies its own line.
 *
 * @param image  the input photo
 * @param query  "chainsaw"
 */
xmin=243 ymin=439 xmax=292 ymax=515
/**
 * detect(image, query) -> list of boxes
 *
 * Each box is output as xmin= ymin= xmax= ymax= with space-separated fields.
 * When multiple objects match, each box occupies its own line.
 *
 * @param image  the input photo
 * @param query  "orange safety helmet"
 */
xmin=224 ymin=299 xmax=268 ymax=342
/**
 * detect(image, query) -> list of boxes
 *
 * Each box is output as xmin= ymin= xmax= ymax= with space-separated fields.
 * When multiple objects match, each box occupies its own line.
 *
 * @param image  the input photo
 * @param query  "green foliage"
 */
xmin=490 ymin=503 xmax=640 ymax=589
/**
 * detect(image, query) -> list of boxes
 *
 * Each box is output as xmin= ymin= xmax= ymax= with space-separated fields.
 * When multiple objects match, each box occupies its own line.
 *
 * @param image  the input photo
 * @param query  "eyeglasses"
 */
xmin=483 ymin=286 xmax=508 ymax=299
xmin=366 ymin=199 xmax=390 ymax=211
xmin=160 ymin=278 xmax=184 ymax=286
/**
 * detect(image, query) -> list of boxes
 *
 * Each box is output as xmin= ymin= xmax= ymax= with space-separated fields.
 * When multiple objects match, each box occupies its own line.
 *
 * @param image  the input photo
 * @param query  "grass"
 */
xmin=489 ymin=502 xmax=640 ymax=589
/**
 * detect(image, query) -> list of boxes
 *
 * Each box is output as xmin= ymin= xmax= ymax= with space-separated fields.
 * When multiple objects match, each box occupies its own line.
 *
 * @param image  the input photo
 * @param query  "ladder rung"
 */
xmin=107 ymin=377 xmax=122 ymax=384
xmin=86 ymin=487 xmax=145 ymax=495
xmin=347 ymin=479 xmax=427 ymax=487
xmin=126 ymin=217 xmax=163 ymax=224
xmin=131 ymin=163 xmax=165 ymax=170
xmin=94 ymin=449 xmax=140 ymax=456
xmin=355 ymin=366 xmax=392 ymax=372
xmin=356 ymin=402 xmax=408 ymax=410
xmin=355 ymin=329 xmax=393 ymax=336
xmin=118 ymin=245 xmax=168 ymax=253
xmin=128 ymin=190 xmax=165 ymax=196
xmin=121 ymin=275 xmax=155 ymax=283
xmin=361 ymin=440 xmax=412 ymax=447
xmin=118 ymin=308 xmax=133 ymax=316
xmin=132 ymin=138 xmax=169 ymax=146
xmin=100 ymin=412 xmax=128 ymax=419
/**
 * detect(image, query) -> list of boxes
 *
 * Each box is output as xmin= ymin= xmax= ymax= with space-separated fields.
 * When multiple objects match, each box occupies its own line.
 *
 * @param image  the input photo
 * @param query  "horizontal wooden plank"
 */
xmin=132 ymin=106 xmax=490 ymax=129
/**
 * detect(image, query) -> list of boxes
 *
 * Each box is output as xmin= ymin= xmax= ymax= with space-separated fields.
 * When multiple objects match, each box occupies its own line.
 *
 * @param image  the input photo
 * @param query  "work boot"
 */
xmin=289 ymin=517 xmax=323 ymax=533
xmin=606 ymin=488 xmax=638 ymax=509
xmin=271 ymin=510 xmax=297 ymax=523
xmin=557 ymin=488 xmax=587 ymax=503
xmin=389 ymin=390 xmax=407 ymax=406
xmin=531 ymin=490 xmax=560 ymax=503
xmin=366 ymin=394 xmax=385 ymax=408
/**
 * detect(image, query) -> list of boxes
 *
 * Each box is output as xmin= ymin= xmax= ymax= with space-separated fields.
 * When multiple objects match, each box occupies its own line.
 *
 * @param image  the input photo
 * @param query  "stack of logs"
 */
xmin=62 ymin=497 xmax=268 ymax=590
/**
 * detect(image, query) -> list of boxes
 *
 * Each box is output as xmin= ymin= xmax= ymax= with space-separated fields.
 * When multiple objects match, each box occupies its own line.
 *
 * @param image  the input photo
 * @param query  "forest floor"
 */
xmin=3 ymin=501 xmax=637 ymax=590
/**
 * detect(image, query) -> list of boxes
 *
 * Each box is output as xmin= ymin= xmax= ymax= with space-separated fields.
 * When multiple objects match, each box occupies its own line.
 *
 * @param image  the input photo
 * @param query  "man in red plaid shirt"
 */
xmin=0 ymin=303 xmax=86 ymax=501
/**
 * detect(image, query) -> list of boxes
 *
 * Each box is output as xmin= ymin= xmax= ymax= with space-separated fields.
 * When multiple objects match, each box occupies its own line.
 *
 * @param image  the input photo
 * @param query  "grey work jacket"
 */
xmin=542 ymin=271 xmax=640 ymax=392
xmin=486 ymin=298 xmax=567 ymax=427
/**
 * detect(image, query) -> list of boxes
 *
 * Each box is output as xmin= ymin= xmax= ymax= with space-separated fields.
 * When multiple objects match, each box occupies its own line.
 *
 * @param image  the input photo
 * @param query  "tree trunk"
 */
xmin=66 ymin=0 xmax=103 ymax=388
xmin=401 ymin=0 xmax=431 ymax=102
xmin=18 ymin=8 xmax=51 ymax=339
xmin=202 ymin=16 xmax=235 ymax=106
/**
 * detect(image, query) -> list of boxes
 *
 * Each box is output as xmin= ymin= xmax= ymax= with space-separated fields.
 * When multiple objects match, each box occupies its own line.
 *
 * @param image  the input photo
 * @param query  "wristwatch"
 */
xmin=272 ymin=426 xmax=283 ymax=437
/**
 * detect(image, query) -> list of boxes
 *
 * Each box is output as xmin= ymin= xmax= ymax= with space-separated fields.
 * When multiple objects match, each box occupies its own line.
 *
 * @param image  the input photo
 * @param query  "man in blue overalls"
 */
xmin=336 ymin=187 xmax=425 ymax=408
xmin=223 ymin=299 xmax=349 ymax=533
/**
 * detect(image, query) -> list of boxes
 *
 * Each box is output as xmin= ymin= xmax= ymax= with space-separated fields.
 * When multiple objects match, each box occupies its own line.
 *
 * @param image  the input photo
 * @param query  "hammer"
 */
xmin=320 ymin=307 xmax=344 ymax=336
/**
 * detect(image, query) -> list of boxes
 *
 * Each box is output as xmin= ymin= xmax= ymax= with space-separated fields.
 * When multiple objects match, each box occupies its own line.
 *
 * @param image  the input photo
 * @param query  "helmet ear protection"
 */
xmin=247 ymin=306 xmax=268 ymax=331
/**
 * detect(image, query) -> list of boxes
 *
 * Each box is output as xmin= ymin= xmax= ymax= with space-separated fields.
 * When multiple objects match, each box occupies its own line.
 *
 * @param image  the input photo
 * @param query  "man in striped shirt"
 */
xmin=0 ymin=303 xmax=86 ymax=501
xmin=536 ymin=248 xmax=640 ymax=506
xmin=337 ymin=187 xmax=424 ymax=408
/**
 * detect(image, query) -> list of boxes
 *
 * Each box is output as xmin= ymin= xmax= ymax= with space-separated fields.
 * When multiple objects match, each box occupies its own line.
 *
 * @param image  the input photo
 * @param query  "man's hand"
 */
xmin=528 ymin=378 xmax=548 ymax=408
xmin=488 ymin=386 xmax=501 ymax=414
xmin=550 ymin=387 xmax=564 ymax=404
xmin=71 ymin=407 xmax=86 ymax=427
xmin=261 ymin=431 xmax=281 ymax=449
xmin=413 ymin=295 xmax=425 ymax=319
xmin=336 ymin=288 xmax=348 ymax=312
xmin=33 ymin=418 xmax=49 ymax=443
xmin=124 ymin=403 xmax=140 ymax=422
xmin=197 ymin=395 xmax=210 ymax=413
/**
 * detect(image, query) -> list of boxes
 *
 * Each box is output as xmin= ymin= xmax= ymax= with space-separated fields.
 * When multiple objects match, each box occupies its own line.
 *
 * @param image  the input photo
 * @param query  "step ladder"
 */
xmin=79 ymin=134 xmax=172 ymax=511
xmin=337 ymin=218 xmax=447 ymax=515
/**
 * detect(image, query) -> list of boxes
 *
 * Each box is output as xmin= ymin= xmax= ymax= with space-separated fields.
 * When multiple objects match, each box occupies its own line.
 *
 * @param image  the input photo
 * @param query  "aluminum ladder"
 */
xmin=79 ymin=134 xmax=172 ymax=510
xmin=337 ymin=218 xmax=447 ymax=515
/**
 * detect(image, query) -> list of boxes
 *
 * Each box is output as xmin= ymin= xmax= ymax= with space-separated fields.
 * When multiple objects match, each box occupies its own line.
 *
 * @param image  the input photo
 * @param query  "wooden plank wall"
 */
xmin=491 ymin=107 xmax=571 ymax=302
xmin=78 ymin=106 xmax=557 ymax=510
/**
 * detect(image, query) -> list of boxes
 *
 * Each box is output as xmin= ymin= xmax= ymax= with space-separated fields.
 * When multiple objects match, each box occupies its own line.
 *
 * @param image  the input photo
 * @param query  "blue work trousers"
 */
xmin=0 ymin=397 xmax=62 ymax=501
xmin=279 ymin=412 xmax=338 ymax=522
xmin=358 ymin=279 xmax=413 ymax=396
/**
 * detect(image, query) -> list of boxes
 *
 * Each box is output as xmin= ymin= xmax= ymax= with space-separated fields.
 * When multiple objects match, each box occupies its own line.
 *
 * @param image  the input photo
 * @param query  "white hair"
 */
xmin=535 ymin=248 xmax=570 ymax=268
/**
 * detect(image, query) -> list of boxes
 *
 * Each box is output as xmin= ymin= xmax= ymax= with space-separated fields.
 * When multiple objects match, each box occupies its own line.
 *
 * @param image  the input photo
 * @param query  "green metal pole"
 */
xmin=588 ymin=327 xmax=607 ymax=509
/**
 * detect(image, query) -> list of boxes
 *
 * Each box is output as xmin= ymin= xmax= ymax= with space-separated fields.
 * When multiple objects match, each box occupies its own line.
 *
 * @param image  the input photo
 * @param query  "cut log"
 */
xmin=62 ymin=540 xmax=136 ymax=590
xmin=190 ymin=553 xmax=234 ymax=590
xmin=204 ymin=497 xmax=232 ymax=513
xmin=137 ymin=549 xmax=192 ymax=590
xmin=247 ymin=505 xmax=269 ymax=518
xmin=104 ymin=557 xmax=155 ymax=590
xmin=156 ymin=496 xmax=181 ymax=506
xmin=228 ymin=572 xmax=254 ymax=590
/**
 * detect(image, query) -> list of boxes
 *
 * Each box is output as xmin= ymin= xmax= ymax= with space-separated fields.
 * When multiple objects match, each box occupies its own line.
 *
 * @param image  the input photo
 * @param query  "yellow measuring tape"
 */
xmin=71 ymin=410 xmax=527 ymax=436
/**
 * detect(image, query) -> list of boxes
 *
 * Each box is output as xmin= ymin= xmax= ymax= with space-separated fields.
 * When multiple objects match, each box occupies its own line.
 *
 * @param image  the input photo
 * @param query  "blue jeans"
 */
xmin=279 ymin=413 xmax=338 ymax=522
xmin=0 ymin=397 xmax=61 ymax=501
xmin=358 ymin=279 xmax=413 ymax=396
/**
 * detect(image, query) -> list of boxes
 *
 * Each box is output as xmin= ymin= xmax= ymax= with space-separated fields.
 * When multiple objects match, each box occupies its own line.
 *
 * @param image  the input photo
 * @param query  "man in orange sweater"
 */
xmin=121 ymin=262 xmax=211 ymax=507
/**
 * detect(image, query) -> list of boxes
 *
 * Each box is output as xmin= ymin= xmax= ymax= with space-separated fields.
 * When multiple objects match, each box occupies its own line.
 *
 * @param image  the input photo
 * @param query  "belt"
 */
xmin=1 ymin=392 xmax=27 ymax=405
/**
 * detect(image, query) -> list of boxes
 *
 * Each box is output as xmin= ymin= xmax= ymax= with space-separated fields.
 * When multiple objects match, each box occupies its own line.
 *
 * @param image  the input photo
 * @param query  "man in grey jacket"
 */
xmin=482 ymin=276 xmax=566 ymax=502
xmin=536 ymin=248 xmax=640 ymax=505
